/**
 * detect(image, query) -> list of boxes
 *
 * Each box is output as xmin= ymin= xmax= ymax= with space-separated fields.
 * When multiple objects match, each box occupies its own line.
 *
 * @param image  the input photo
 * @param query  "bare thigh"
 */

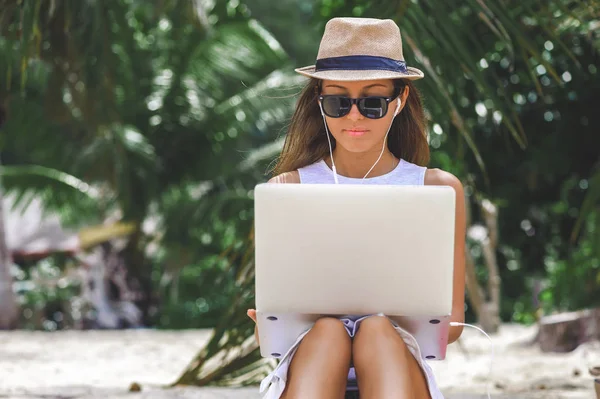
xmin=282 ymin=317 xmax=352 ymax=399
xmin=352 ymin=315 xmax=431 ymax=399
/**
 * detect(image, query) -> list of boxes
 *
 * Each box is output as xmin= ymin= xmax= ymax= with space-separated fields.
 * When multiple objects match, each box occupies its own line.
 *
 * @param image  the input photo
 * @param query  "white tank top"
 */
xmin=297 ymin=159 xmax=426 ymax=185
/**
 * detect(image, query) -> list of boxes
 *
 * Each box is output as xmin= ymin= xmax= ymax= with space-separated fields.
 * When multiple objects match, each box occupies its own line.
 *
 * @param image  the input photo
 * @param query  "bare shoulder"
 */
xmin=268 ymin=170 xmax=301 ymax=184
xmin=424 ymin=168 xmax=463 ymax=193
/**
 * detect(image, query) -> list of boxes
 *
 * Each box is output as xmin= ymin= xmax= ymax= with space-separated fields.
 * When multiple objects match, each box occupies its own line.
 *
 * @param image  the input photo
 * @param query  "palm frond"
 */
xmin=185 ymin=20 xmax=289 ymax=103
xmin=213 ymin=69 xmax=305 ymax=158
xmin=0 ymin=164 xmax=103 ymax=226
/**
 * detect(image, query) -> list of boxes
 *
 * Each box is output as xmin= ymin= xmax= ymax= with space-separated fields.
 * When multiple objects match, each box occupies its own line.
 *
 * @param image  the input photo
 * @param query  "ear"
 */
xmin=394 ymin=85 xmax=410 ymax=116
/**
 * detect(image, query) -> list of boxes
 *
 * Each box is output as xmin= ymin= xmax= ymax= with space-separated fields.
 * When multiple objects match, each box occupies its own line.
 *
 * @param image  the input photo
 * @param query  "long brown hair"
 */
xmin=271 ymin=78 xmax=429 ymax=176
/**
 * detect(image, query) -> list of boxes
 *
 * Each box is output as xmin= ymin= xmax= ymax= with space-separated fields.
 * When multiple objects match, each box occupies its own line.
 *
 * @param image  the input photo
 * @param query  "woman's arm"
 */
xmin=425 ymin=168 xmax=466 ymax=344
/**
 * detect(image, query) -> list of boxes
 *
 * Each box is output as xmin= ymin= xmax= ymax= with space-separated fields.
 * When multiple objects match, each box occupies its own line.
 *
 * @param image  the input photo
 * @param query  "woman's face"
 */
xmin=318 ymin=79 xmax=408 ymax=154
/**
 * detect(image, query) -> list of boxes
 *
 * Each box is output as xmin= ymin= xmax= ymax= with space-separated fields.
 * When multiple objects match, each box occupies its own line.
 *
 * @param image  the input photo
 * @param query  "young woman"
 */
xmin=248 ymin=17 xmax=466 ymax=399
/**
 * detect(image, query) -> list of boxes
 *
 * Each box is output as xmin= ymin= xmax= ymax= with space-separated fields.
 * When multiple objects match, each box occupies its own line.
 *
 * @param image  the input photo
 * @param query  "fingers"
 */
xmin=247 ymin=309 xmax=260 ymax=345
xmin=247 ymin=309 xmax=257 ymax=322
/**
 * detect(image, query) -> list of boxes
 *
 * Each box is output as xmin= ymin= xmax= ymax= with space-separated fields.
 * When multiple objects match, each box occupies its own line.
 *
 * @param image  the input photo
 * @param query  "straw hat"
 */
xmin=295 ymin=17 xmax=424 ymax=81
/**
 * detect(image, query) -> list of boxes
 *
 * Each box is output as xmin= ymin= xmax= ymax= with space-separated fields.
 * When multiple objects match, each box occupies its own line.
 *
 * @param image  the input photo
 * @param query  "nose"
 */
xmin=347 ymin=103 xmax=363 ymax=121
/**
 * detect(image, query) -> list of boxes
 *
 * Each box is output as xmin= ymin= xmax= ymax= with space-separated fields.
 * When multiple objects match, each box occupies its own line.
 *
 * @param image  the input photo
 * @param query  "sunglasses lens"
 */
xmin=359 ymin=98 xmax=387 ymax=119
xmin=321 ymin=96 xmax=389 ymax=119
xmin=322 ymin=96 xmax=351 ymax=117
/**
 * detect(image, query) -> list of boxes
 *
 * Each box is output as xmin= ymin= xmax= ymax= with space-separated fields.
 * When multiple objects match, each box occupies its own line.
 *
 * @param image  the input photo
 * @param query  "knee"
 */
xmin=309 ymin=317 xmax=350 ymax=342
xmin=354 ymin=316 xmax=406 ymax=347
xmin=313 ymin=317 xmax=348 ymax=335
xmin=357 ymin=315 xmax=396 ymax=336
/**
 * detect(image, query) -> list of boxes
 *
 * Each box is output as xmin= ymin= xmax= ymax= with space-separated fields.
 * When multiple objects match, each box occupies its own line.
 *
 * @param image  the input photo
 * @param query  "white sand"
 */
xmin=0 ymin=323 xmax=597 ymax=398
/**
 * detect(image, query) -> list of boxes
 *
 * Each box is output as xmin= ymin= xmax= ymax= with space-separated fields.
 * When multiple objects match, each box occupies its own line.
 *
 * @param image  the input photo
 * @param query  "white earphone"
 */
xmin=394 ymin=98 xmax=402 ymax=116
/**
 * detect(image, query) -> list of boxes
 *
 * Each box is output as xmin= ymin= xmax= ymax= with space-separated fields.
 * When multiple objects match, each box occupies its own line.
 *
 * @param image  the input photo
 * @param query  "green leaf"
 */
xmin=571 ymin=168 xmax=600 ymax=242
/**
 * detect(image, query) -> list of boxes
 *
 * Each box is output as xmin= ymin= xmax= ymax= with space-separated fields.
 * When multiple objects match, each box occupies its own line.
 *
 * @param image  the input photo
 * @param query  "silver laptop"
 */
xmin=254 ymin=183 xmax=456 ymax=360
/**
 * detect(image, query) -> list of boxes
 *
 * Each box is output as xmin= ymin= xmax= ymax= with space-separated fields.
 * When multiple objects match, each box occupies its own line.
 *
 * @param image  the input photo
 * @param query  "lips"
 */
xmin=345 ymin=129 xmax=368 ymax=137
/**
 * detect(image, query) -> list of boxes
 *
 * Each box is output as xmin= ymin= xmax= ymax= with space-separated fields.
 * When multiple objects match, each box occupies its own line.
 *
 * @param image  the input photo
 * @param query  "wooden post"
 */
xmin=464 ymin=192 xmax=501 ymax=334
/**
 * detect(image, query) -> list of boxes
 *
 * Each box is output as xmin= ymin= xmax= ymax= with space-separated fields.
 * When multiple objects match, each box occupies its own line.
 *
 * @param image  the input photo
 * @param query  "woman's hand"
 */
xmin=247 ymin=309 xmax=260 ymax=346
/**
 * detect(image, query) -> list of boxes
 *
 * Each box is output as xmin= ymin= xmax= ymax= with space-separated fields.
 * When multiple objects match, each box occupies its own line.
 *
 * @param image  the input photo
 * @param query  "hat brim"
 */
xmin=294 ymin=65 xmax=424 ymax=81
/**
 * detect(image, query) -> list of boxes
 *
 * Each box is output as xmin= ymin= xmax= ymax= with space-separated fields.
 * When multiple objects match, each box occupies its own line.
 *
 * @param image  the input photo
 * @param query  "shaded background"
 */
xmin=0 ymin=0 xmax=599 ymax=385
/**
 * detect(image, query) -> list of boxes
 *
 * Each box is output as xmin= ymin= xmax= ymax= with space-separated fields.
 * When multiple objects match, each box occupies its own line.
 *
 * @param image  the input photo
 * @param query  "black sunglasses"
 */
xmin=318 ymin=90 xmax=401 ymax=119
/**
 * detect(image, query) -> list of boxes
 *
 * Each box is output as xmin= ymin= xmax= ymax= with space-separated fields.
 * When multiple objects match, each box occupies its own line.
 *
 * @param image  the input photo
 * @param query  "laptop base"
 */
xmin=256 ymin=311 xmax=450 ymax=360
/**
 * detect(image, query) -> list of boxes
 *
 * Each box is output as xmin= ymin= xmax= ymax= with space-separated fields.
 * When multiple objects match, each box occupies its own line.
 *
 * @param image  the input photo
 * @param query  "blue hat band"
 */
xmin=315 ymin=55 xmax=408 ymax=73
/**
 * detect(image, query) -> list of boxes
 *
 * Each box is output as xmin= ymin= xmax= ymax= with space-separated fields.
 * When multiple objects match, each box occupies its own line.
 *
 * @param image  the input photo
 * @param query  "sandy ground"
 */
xmin=0 ymin=323 xmax=598 ymax=399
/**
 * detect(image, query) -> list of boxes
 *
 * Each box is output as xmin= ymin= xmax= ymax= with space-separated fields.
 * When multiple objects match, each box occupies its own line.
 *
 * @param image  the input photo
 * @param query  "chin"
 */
xmin=336 ymin=138 xmax=379 ymax=154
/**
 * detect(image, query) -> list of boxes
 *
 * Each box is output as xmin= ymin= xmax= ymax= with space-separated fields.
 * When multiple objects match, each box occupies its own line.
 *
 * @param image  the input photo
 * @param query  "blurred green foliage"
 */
xmin=0 ymin=0 xmax=599 ymax=335
xmin=12 ymin=254 xmax=83 ymax=330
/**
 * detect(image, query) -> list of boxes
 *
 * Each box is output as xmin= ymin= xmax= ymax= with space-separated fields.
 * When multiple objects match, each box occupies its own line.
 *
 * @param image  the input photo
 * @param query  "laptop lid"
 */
xmin=254 ymin=183 xmax=455 ymax=317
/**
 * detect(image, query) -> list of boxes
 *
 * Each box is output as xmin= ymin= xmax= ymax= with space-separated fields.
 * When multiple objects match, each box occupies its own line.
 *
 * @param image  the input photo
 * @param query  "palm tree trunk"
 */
xmin=0 ymin=155 xmax=19 ymax=329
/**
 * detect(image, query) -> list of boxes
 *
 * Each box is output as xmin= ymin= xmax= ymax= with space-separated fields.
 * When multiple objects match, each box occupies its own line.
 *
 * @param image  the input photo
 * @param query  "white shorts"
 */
xmin=259 ymin=314 xmax=444 ymax=399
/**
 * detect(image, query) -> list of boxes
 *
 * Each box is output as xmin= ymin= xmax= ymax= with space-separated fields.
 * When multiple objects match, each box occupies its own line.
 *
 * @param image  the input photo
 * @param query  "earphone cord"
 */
xmin=320 ymin=103 xmax=340 ymax=184
xmin=320 ymin=100 xmax=400 ymax=184
xmin=361 ymin=121 xmax=393 ymax=181
xmin=449 ymin=322 xmax=494 ymax=399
